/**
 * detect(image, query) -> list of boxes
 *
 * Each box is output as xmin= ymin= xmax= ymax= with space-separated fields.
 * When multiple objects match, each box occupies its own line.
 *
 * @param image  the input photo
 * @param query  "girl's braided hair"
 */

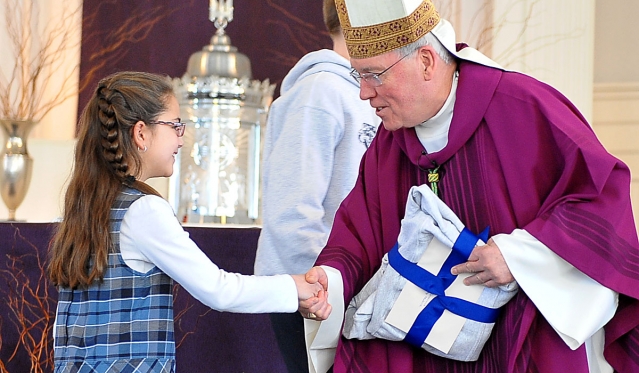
xmin=49 ymin=71 xmax=175 ymax=288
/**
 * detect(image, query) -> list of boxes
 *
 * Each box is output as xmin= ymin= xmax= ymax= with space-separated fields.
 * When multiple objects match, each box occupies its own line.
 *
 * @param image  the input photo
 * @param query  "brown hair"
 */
xmin=48 ymin=71 xmax=174 ymax=288
xmin=323 ymin=0 xmax=341 ymax=35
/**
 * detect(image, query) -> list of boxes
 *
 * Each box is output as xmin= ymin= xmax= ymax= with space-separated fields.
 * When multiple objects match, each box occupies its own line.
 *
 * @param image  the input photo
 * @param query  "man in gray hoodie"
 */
xmin=253 ymin=0 xmax=379 ymax=372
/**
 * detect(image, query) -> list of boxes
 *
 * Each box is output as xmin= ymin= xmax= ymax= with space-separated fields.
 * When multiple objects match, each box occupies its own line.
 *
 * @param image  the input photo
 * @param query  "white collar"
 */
xmin=415 ymin=70 xmax=459 ymax=153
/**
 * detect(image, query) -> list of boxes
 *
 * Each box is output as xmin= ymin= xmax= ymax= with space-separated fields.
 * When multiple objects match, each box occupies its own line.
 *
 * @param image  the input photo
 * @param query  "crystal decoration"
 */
xmin=170 ymin=1 xmax=275 ymax=224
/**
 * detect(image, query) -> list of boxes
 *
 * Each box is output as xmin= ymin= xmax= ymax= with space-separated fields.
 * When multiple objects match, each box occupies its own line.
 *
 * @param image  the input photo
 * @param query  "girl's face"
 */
xmin=138 ymin=95 xmax=183 ymax=181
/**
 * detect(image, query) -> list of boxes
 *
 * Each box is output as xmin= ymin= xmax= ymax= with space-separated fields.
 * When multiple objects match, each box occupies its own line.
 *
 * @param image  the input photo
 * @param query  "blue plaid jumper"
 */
xmin=54 ymin=187 xmax=175 ymax=372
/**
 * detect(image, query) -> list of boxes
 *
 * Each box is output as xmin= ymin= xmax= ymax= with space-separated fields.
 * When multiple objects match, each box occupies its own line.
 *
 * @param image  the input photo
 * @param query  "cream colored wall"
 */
xmin=0 ymin=0 xmax=84 ymax=221
xmin=0 ymin=139 xmax=74 ymax=222
xmin=594 ymin=0 xmax=639 ymax=84
xmin=591 ymin=0 xmax=639 ymax=229
xmin=438 ymin=0 xmax=595 ymax=120
xmin=490 ymin=0 xmax=595 ymax=121
xmin=592 ymin=84 xmax=639 ymax=226
xmin=0 ymin=0 xmax=81 ymax=141
xmin=31 ymin=0 xmax=82 ymax=141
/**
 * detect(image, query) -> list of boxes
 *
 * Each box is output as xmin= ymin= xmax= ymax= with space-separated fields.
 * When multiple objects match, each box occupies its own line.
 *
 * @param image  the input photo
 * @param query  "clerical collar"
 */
xmin=415 ymin=70 xmax=459 ymax=153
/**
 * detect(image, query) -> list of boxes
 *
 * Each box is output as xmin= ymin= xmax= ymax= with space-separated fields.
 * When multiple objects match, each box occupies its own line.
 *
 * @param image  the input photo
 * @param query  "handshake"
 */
xmin=292 ymin=266 xmax=332 ymax=321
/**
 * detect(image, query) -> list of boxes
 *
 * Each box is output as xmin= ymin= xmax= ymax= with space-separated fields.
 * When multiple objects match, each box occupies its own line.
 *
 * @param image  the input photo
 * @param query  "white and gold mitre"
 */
xmin=336 ymin=0 xmax=503 ymax=69
xmin=335 ymin=0 xmax=440 ymax=58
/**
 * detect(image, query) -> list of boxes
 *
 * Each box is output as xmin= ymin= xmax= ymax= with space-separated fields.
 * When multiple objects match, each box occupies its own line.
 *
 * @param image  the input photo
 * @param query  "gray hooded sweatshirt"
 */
xmin=254 ymin=49 xmax=379 ymax=276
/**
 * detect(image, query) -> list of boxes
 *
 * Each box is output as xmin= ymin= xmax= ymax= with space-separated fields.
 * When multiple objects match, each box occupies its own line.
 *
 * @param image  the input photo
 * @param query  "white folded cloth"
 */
xmin=342 ymin=184 xmax=518 ymax=361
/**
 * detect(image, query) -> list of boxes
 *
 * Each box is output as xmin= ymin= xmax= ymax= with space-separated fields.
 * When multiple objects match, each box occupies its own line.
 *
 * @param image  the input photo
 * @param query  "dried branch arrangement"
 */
xmin=434 ymin=0 xmax=574 ymax=70
xmin=0 ymin=228 xmax=55 ymax=373
xmin=172 ymin=284 xmax=214 ymax=350
xmin=0 ymin=0 xmax=82 ymax=122
xmin=0 ymin=0 xmax=176 ymax=123
xmin=0 ymin=318 xmax=7 ymax=373
xmin=434 ymin=0 xmax=541 ymax=60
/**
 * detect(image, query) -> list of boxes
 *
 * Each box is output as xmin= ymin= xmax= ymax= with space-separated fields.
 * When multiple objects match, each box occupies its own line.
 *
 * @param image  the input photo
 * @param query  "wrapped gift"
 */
xmin=342 ymin=184 xmax=518 ymax=361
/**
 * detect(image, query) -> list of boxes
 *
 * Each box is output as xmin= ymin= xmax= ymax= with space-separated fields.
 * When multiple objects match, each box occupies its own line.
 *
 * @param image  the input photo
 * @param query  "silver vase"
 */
xmin=0 ymin=119 xmax=36 ymax=221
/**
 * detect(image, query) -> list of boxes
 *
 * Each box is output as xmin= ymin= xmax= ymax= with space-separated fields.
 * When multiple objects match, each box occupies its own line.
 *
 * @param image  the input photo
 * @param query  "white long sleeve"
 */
xmin=493 ymin=229 xmax=616 ymax=372
xmin=493 ymin=229 xmax=618 ymax=348
xmin=119 ymin=194 xmax=298 ymax=314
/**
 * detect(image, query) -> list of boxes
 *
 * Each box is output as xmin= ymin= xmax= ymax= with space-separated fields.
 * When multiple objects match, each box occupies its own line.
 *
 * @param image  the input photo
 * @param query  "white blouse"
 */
xmin=119 ymin=194 xmax=298 ymax=314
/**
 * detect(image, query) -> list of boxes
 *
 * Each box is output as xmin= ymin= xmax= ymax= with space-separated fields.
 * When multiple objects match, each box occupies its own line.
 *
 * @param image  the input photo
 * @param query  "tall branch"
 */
xmin=0 ymin=0 xmax=175 ymax=122
xmin=434 ymin=0 xmax=545 ymax=65
xmin=0 ymin=227 xmax=56 ymax=372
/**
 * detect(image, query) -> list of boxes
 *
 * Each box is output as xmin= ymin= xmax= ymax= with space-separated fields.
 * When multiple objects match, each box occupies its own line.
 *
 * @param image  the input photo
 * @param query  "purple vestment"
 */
xmin=315 ymin=58 xmax=639 ymax=372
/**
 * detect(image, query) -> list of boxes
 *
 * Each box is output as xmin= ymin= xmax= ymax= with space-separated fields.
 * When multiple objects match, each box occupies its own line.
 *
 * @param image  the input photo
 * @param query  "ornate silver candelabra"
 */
xmin=170 ymin=0 xmax=275 ymax=224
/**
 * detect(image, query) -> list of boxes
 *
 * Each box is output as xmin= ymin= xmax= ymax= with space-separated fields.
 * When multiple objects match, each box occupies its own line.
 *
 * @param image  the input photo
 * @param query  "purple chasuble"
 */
xmin=316 ymin=57 xmax=639 ymax=373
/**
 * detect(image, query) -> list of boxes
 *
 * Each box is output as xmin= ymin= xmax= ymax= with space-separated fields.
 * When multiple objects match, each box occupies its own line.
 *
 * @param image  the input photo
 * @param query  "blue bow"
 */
xmin=387 ymin=226 xmax=498 ymax=349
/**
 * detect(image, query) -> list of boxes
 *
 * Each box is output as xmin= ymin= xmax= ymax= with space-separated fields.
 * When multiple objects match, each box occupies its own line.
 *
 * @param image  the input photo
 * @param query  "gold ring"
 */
xmin=476 ymin=274 xmax=482 ymax=283
xmin=308 ymin=312 xmax=317 ymax=319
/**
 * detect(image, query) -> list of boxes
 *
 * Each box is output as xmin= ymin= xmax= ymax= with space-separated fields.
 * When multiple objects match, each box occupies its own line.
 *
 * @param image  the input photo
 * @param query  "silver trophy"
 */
xmin=170 ymin=0 xmax=275 ymax=224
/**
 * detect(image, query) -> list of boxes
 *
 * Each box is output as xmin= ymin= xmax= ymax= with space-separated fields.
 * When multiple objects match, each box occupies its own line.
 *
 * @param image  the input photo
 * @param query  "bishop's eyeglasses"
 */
xmin=349 ymin=52 xmax=412 ymax=87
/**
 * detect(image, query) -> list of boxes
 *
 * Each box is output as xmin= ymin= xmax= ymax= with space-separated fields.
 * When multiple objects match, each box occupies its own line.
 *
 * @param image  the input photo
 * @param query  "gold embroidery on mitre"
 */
xmin=337 ymin=0 xmax=441 ymax=59
xmin=335 ymin=0 xmax=351 ymax=28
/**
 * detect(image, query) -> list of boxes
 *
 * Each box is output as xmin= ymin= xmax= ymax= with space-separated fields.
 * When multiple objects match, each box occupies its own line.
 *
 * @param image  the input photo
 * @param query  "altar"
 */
xmin=0 ymin=222 xmax=286 ymax=372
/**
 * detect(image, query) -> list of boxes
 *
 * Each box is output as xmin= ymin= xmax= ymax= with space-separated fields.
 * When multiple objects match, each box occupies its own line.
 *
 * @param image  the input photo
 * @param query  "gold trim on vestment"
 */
xmin=336 ymin=0 xmax=441 ymax=59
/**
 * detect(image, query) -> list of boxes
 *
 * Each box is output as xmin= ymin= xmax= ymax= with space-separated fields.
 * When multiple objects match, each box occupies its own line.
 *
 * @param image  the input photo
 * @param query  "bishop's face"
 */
xmin=351 ymin=47 xmax=449 ymax=132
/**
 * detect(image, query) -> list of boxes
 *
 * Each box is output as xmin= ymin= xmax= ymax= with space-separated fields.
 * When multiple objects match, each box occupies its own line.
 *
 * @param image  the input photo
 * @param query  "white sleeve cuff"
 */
xmin=493 ymin=229 xmax=618 ymax=349
xmin=305 ymin=265 xmax=344 ymax=373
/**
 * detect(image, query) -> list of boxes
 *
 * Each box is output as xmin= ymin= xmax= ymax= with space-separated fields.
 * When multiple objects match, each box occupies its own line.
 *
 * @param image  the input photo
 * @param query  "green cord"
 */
xmin=427 ymin=165 xmax=441 ymax=196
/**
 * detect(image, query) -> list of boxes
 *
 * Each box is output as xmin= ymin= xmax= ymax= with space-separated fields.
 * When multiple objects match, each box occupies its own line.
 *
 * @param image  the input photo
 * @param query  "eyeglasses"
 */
xmin=350 ymin=52 xmax=411 ymax=87
xmin=149 ymin=120 xmax=186 ymax=137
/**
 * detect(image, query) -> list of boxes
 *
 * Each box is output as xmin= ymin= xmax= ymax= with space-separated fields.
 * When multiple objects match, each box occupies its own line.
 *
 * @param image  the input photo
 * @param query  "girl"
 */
xmin=48 ymin=71 xmax=329 ymax=372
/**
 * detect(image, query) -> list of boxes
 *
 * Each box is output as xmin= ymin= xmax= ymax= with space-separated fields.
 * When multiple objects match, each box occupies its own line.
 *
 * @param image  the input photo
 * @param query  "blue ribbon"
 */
xmin=387 ymin=226 xmax=499 ymax=349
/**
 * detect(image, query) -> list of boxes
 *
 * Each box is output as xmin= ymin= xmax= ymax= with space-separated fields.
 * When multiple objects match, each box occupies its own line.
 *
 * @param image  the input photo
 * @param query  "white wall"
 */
xmin=436 ymin=0 xmax=595 ymax=120
xmin=591 ymin=1 xmax=639 ymax=229
xmin=491 ymin=0 xmax=595 ymax=121
xmin=0 ymin=0 xmax=83 ymax=221
xmin=594 ymin=0 xmax=639 ymax=83
xmin=592 ymin=83 xmax=639 ymax=226
xmin=0 ymin=0 xmax=81 ymax=141
xmin=0 ymin=139 xmax=75 ymax=222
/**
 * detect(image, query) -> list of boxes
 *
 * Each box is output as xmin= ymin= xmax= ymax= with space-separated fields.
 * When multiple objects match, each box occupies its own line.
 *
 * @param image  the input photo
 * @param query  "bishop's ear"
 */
xmin=418 ymin=46 xmax=437 ymax=81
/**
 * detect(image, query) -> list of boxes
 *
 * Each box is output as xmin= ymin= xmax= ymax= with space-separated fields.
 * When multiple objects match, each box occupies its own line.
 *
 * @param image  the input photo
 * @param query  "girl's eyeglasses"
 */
xmin=149 ymin=120 xmax=186 ymax=137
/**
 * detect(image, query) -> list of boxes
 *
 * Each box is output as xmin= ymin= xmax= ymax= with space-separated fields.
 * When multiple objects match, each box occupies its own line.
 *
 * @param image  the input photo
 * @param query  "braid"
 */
xmin=97 ymin=85 xmax=129 ymax=180
xmin=49 ymin=71 xmax=175 ymax=288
